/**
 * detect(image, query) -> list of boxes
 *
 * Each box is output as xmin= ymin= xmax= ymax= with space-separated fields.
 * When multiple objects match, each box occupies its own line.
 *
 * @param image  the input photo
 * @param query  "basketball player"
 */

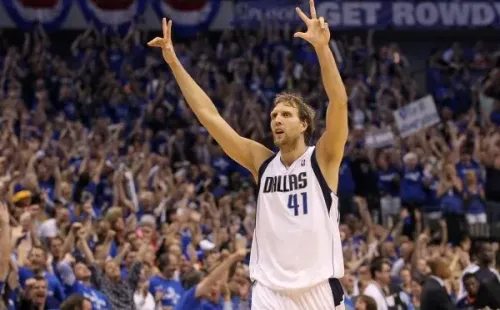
xmin=148 ymin=0 xmax=347 ymax=308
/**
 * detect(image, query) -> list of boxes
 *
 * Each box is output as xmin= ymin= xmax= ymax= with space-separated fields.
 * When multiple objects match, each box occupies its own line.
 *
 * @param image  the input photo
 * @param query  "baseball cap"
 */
xmin=12 ymin=190 xmax=32 ymax=204
xmin=199 ymin=239 xmax=216 ymax=251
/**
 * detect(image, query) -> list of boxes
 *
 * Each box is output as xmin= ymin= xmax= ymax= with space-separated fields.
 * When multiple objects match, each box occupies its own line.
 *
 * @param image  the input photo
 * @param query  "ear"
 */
xmin=300 ymin=120 xmax=308 ymax=134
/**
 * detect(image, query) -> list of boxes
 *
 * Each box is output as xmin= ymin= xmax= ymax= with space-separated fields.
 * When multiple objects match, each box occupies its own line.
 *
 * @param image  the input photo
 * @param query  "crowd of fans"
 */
xmin=0 ymin=21 xmax=499 ymax=310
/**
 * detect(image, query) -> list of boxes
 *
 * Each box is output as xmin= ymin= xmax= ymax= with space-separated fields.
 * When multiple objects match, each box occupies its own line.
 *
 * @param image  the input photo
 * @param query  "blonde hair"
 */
xmin=273 ymin=92 xmax=316 ymax=143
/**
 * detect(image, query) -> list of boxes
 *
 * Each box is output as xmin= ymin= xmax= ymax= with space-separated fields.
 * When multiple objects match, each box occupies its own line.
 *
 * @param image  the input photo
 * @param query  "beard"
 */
xmin=273 ymin=133 xmax=302 ymax=149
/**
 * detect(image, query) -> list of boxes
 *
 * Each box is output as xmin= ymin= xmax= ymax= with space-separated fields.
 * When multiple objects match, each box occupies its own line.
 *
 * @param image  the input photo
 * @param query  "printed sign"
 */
xmin=393 ymin=95 xmax=441 ymax=137
xmin=233 ymin=0 xmax=500 ymax=29
xmin=365 ymin=127 xmax=396 ymax=149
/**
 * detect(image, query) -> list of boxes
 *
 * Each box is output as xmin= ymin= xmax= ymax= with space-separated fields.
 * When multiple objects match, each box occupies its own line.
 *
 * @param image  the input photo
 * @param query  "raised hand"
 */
xmin=0 ymin=201 xmax=9 ymax=226
xmin=233 ymin=248 xmax=248 ymax=261
xmin=147 ymin=18 xmax=177 ymax=65
xmin=294 ymin=0 xmax=330 ymax=49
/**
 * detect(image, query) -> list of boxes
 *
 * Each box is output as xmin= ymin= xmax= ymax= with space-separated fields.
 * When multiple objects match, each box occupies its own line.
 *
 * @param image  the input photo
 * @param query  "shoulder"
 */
xmin=256 ymin=153 xmax=277 ymax=179
xmin=177 ymin=286 xmax=202 ymax=309
xmin=363 ymin=283 xmax=379 ymax=296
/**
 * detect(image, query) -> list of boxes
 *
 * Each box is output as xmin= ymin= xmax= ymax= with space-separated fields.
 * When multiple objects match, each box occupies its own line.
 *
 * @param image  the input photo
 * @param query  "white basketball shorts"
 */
xmin=251 ymin=278 xmax=345 ymax=310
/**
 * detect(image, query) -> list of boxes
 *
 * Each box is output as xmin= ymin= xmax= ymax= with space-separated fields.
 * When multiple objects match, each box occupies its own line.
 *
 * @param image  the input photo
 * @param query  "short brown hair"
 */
xmin=358 ymin=295 xmax=378 ymax=310
xmin=273 ymin=92 xmax=316 ymax=144
xmin=60 ymin=294 xmax=88 ymax=310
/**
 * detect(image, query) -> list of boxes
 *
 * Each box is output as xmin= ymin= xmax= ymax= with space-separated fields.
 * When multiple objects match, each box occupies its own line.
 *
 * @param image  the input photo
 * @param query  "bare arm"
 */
xmin=195 ymin=250 xmax=247 ymax=298
xmin=0 ymin=203 xmax=10 ymax=282
xmin=148 ymin=19 xmax=273 ymax=181
xmin=295 ymin=1 xmax=348 ymax=191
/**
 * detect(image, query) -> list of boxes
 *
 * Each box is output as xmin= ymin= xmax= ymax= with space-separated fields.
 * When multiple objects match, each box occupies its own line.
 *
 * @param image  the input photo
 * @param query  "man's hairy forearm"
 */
xmin=169 ymin=58 xmax=219 ymax=117
xmin=315 ymin=44 xmax=347 ymax=105
xmin=0 ymin=225 xmax=10 ymax=280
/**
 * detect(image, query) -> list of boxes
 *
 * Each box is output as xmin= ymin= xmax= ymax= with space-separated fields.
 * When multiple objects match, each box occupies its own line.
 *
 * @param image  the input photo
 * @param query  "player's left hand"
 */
xmin=294 ymin=0 xmax=330 ymax=49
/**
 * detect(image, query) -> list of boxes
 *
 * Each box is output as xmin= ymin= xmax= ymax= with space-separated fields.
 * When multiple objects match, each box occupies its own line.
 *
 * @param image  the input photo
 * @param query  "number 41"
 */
xmin=287 ymin=192 xmax=308 ymax=216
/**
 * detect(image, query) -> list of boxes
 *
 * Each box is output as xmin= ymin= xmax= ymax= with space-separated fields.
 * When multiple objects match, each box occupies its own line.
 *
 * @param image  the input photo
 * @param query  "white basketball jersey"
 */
xmin=249 ymin=146 xmax=344 ymax=291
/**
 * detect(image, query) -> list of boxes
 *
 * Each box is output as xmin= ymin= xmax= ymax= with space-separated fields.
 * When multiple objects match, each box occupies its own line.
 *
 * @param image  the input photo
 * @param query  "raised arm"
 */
xmin=0 ymin=202 xmax=11 ymax=286
xmin=195 ymin=249 xmax=247 ymax=298
xmin=148 ymin=19 xmax=273 ymax=180
xmin=294 ymin=0 xmax=348 ymax=191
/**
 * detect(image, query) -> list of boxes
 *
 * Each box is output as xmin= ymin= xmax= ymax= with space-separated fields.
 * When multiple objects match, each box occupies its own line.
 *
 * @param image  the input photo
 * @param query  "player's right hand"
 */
xmin=148 ymin=18 xmax=177 ymax=65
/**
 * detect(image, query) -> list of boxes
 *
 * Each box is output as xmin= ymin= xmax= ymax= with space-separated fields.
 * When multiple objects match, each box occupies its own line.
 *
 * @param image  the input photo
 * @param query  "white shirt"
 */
xmin=39 ymin=218 xmax=58 ymax=238
xmin=133 ymin=292 xmax=156 ymax=310
xmin=363 ymin=281 xmax=389 ymax=310
xmin=250 ymin=147 xmax=344 ymax=290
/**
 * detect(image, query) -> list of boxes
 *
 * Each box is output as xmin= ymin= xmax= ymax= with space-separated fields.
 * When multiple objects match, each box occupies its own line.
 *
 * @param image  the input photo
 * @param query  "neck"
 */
xmin=279 ymin=142 xmax=308 ymax=167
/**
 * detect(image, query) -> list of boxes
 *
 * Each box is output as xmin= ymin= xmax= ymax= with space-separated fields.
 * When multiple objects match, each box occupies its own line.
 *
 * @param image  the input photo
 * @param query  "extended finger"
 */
xmin=319 ymin=16 xmax=325 ymax=28
xmin=167 ymin=20 xmax=172 ymax=41
xmin=293 ymin=32 xmax=307 ymax=39
xmin=310 ymin=0 xmax=317 ymax=19
xmin=295 ymin=7 xmax=309 ymax=24
xmin=162 ymin=18 xmax=168 ymax=39
xmin=147 ymin=37 xmax=163 ymax=47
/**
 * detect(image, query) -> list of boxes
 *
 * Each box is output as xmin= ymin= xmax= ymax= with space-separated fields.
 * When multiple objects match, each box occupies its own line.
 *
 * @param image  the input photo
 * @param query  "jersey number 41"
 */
xmin=287 ymin=192 xmax=308 ymax=216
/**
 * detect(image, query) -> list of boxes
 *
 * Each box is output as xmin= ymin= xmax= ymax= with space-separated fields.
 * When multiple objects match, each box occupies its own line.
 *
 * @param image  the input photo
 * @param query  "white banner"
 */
xmin=393 ymin=95 xmax=441 ymax=137
xmin=365 ymin=127 xmax=395 ymax=149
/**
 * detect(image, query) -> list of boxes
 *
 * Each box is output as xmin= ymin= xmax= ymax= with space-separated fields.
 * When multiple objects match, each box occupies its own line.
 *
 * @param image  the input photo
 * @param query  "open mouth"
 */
xmin=275 ymin=129 xmax=284 ymax=135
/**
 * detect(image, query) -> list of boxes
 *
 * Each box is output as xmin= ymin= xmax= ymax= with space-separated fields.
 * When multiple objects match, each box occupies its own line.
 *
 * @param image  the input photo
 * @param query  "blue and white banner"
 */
xmin=233 ymin=0 xmax=500 ymax=29
xmin=152 ymin=0 xmax=222 ymax=37
xmin=365 ymin=127 xmax=395 ymax=149
xmin=2 ymin=0 xmax=72 ymax=31
xmin=78 ymin=0 xmax=146 ymax=33
xmin=394 ymin=95 xmax=441 ymax=137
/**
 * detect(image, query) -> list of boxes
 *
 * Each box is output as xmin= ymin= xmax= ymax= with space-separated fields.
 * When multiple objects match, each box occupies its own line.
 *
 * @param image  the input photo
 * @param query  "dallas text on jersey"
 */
xmin=262 ymin=172 xmax=308 ymax=193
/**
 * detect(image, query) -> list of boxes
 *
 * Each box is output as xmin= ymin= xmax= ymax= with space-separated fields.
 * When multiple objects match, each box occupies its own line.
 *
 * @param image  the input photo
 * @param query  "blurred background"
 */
xmin=0 ymin=1 xmax=500 ymax=310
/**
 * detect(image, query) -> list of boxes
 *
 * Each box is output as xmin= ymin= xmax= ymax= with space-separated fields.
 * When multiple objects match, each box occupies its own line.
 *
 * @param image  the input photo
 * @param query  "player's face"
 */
xmin=270 ymin=103 xmax=306 ymax=148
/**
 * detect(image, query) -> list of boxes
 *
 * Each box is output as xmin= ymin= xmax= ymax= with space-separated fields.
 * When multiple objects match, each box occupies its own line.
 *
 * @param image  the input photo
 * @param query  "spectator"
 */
xmin=60 ymin=294 xmax=92 ymax=310
xmin=148 ymin=253 xmax=184 ymax=307
xmin=17 ymin=276 xmax=52 ymax=310
xmin=176 ymin=249 xmax=248 ymax=310
xmin=456 ymin=272 xmax=500 ymax=309
xmin=77 ymin=227 xmax=145 ymax=310
xmin=420 ymin=257 xmax=455 ymax=310
xmin=355 ymin=295 xmax=378 ymax=310
xmin=363 ymin=257 xmax=413 ymax=310
xmin=18 ymin=246 xmax=66 ymax=307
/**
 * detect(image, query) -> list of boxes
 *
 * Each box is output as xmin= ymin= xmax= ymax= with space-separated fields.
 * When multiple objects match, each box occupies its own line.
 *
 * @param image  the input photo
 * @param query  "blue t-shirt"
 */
xmin=149 ymin=275 xmax=184 ymax=307
xmin=377 ymin=167 xmax=400 ymax=197
xmin=400 ymin=166 xmax=425 ymax=204
xmin=440 ymin=189 xmax=464 ymax=214
xmin=464 ymin=185 xmax=485 ymax=214
xmin=175 ymin=286 xmax=201 ymax=310
xmin=19 ymin=267 xmax=66 ymax=306
xmin=456 ymin=160 xmax=482 ymax=182
xmin=423 ymin=179 xmax=441 ymax=213
xmin=66 ymin=281 xmax=111 ymax=310
xmin=175 ymin=286 xmax=222 ymax=310
xmin=338 ymin=158 xmax=355 ymax=194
